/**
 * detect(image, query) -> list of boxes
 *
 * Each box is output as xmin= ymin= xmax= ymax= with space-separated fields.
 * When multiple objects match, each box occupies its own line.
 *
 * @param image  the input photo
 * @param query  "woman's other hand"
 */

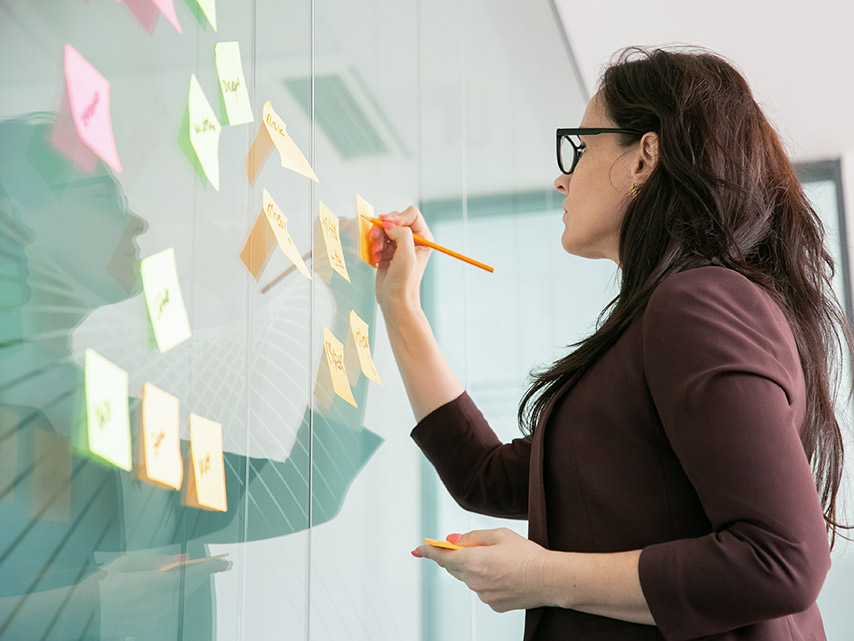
xmin=371 ymin=205 xmax=434 ymax=315
xmin=413 ymin=528 xmax=554 ymax=613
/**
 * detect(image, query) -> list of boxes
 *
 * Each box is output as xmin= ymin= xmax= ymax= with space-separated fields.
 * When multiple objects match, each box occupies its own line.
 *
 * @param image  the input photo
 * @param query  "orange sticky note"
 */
xmin=32 ymin=430 xmax=71 ymax=523
xmin=150 ymin=0 xmax=183 ymax=33
xmin=185 ymin=414 xmax=227 ymax=512
xmin=261 ymin=189 xmax=311 ymax=280
xmin=64 ymin=45 xmax=122 ymax=173
xmin=239 ymin=210 xmax=278 ymax=280
xmin=140 ymin=383 xmax=183 ymax=491
xmin=318 ymin=202 xmax=350 ymax=282
xmin=246 ymin=101 xmax=318 ymax=185
xmin=423 ymin=538 xmax=464 ymax=550
xmin=316 ymin=327 xmax=357 ymax=408
xmin=355 ymin=194 xmax=377 ymax=268
xmin=345 ymin=309 xmax=381 ymax=386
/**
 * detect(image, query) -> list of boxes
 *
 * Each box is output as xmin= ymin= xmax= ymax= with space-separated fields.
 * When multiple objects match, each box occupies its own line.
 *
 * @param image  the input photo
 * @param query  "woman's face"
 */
xmin=553 ymin=93 xmax=637 ymax=264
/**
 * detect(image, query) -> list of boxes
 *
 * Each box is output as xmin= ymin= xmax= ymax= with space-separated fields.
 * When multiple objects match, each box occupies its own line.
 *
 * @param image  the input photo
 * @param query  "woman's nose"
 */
xmin=129 ymin=210 xmax=149 ymax=235
xmin=554 ymin=173 xmax=570 ymax=195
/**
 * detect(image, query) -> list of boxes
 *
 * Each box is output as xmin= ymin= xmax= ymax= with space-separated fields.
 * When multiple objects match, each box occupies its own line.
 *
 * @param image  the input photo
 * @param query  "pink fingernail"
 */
xmin=411 ymin=549 xmax=423 ymax=558
xmin=446 ymin=533 xmax=461 ymax=544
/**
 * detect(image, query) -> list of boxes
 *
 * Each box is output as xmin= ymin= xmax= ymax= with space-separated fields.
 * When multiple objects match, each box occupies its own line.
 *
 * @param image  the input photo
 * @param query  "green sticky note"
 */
xmin=196 ymin=0 xmax=217 ymax=30
xmin=84 ymin=349 xmax=131 ymax=471
xmin=141 ymin=248 xmax=192 ymax=353
xmin=188 ymin=74 xmax=222 ymax=190
xmin=215 ymin=42 xmax=254 ymax=126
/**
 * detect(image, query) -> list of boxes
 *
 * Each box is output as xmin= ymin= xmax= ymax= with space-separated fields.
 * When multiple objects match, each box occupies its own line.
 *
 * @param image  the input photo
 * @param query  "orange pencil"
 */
xmin=361 ymin=215 xmax=494 ymax=273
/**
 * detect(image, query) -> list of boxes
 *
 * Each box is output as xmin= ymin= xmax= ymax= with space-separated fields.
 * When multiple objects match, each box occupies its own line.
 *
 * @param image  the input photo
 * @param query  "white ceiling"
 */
xmin=554 ymin=0 xmax=854 ymax=163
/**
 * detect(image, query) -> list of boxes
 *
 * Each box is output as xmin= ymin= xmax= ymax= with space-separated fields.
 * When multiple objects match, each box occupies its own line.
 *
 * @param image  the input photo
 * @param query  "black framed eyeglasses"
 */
xmin=556 ymin=127 xmax=645 ymax=175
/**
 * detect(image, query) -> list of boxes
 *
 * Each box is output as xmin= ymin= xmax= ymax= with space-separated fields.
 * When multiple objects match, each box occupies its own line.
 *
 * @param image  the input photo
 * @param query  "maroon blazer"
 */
xmin=412 ymin=267 xmax=830 ymax=641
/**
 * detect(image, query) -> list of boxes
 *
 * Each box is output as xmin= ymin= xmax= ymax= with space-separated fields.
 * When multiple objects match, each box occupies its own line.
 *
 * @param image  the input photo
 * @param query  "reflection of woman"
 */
xmin=372 ymin=48 xmax=853 ymax=639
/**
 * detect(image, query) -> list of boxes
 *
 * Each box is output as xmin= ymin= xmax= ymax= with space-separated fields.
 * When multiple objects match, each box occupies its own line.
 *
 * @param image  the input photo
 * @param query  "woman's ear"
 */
xmin=632 ymin=132 xmax=659 ymax=184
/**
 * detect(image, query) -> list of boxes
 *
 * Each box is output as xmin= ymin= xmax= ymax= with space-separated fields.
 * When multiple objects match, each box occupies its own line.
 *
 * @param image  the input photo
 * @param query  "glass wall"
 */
xmin=0 ymin=0 xmax=585 ymax=640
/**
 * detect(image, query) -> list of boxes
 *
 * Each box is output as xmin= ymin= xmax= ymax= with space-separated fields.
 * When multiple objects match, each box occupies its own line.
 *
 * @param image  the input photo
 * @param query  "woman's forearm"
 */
xmin=382 ymin=302 xmax=464 ymax=422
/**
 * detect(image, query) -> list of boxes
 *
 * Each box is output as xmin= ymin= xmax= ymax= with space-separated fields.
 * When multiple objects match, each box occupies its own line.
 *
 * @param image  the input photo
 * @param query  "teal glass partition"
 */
xmin=0 ymin=0 xmax=586 ymax=640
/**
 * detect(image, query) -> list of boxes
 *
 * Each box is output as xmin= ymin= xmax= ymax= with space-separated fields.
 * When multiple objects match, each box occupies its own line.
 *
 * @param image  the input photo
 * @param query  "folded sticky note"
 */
xmin=318 ymin=327 xmax=357 ymax=408
xmin=140 ymin=383 xmax=184 ymax=490
xmin=239 ymin=210 xmax=278 ymax=280
xmin=214 ymin=42 xmax=252 ymax=125
xmin=185 ymin=413 xmax=227 ymax=512
xmin=64 ymin=45 xmax=122 ymax=173
xmin=188 ymin=74 xmax=222 ymax=190
xmin=246 ymin=100 xmax=318 ymax=184
xmin=195 ymin=0 xmax=217 ymax=30
xmin=356 ymin=193 xmax=377 ymax=268
xmin=84 ymin=349 xmax=132 ymax=471
xmin=140 ymin=248 xmax=192 ymax=352
xmin=346 ymin=309 xmax=381 ymax=385
xmin=151 ymin=0 xmax=183 ymax=32
xmin=318 ymin=202 xmax=350 ymax=283
xmin=262 ymin=188 xmax=311 ymax=279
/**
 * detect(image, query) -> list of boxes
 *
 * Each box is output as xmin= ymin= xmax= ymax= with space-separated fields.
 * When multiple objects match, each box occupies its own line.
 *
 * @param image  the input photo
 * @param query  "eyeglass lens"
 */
xmin=560 ymin=135 xmax=578 ymax=174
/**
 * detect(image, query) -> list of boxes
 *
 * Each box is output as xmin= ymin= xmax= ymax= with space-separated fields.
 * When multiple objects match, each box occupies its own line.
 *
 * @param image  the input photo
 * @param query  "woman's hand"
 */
xmin=413 ymin=528 xmax=555 ymax=613
xmin=370 ymin=206 xmax=434 ymax=316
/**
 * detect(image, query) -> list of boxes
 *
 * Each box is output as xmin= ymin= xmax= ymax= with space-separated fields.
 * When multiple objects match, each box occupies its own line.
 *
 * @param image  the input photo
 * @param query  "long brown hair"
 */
xmin=519 ymin=47 xmax=853 ymax=541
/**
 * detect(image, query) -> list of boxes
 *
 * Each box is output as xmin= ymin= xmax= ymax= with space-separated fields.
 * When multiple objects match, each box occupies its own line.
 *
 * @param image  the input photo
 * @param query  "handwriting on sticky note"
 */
xmin=186 ymin=413 xmax=227 ymax=512
xmin=246 ymin=101 xmax=318 ymax=184
xmin=64 ymin=45 xmax=122 ymax=173
xmin=151 ymin=0 xmax=183 ymax=32
xmin=323 ymin=328 xmax=357 ymax=407
xmin=318 ymin=202 xmax=350 ymax=282
xmin=141 ymin=383 xmax=183 ymax=491
xmin=188 ymin=74 xmax=222 ymax=190
xmin=215 ymin=42 xmax=253 ymax=126
xmin=84 ymin=349 xmax=131 ymax=471
xmin=261 ymin=189 xmax=311 ymax=280
xmin=141 ymin=248 xmax=192 ymax=353
xmin=349 ymin=310 xmax=381 ymax=383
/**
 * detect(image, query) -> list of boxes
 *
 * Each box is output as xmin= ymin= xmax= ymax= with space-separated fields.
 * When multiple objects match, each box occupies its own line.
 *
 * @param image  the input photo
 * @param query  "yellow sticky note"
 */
xmin=239 ymin=211 xmax=278 ymax=280
xmin=355 ymin=193 xmax=377 ymax=268
xmin=262 ymin=189 xmax=312 ymax=280
xmin=140 ymin=383 xmax=183 ymax=491
xmin=141 ymin=248 xmax=192 ymax=353
xmin=346 ymin=309 xmax=381 ymax=385
xmin=214 ymin=42 xmax=253 ymax=125
xmin=319 ymin=327 xmax=357 ymax=407
xmin=318 ymin=202 xmax=350 ymax=282
xmin=84 ymin=349 xmax=132 ymax=471
xmin=188 ymin=74 xmax=222 ymax=190
xmin=246 ymin=100 xmax=318 ymax=185
xmin=196 ymin=0 xmax=217 ymax=30
xmin=185 ymin=414 xmax=227 ymax=512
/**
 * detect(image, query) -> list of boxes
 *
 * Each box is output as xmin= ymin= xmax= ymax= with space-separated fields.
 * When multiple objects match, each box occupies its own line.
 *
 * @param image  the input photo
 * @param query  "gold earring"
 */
xmin=629 ymin=183 xmax=640 ymax=199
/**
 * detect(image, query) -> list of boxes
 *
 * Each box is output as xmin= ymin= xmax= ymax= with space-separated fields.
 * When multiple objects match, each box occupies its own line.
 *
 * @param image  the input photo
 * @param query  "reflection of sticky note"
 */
xmin=246 ymin=101 xmax=318 ymax=185
xmin=185 ymin=414 xmax=227 ymax=512
xmin=0 ymin=407 xmax=18 ymax=502
xmin=84 ymin=349 xmax=132 ymax=471
xmin=141 ymin=248 xmax=192 ymax=353
xmin=188 ymin=74 xmax=222 ymax=190
xmin=239 ymin=211 xmax=278 ymax=280
xmin=150 ymin=0 xmax=183 ymax=32
xmin=262 ymin=189 xmax=311 ymax=280
xmin=318 ymin=202 xmax=350 ymax=282
xmin=215 ymin=42 xmax=253 ymax=125
xmin=32 ymin=429 xmax=71 ymax=523
xmin=347 ymin=309 xmax=381 ymax=384
xmin=322 ymin=327 xmax=357 ymax=407
xmin=64 ymin=45 xmax=122 ymax=173
xmin=196 ymin=0 xmax=217 ymax=30
xmin=356 ymin=193 xmax=377 ymax=268
xmin=140 ymin=383 xmax=183 ymax=491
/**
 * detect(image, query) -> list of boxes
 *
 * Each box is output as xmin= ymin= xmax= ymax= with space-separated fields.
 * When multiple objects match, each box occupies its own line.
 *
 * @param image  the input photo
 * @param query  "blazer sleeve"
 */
xmin=638 ymin=267 xmax=831 ymax=640
xmin=411 ymin=392 xmax=531 ymax=519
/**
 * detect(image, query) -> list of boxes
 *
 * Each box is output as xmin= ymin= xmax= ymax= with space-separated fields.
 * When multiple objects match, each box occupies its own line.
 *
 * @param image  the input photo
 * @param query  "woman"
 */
xmin=369 ymin=47 xmax=852 ymax=640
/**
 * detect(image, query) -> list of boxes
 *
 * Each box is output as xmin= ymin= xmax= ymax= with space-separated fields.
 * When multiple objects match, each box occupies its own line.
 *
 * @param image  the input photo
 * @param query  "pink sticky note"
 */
xmin=64 ymin=45 xmax=122 ymax=173
xmin=150 ymin=0 xmax=182 ymax=33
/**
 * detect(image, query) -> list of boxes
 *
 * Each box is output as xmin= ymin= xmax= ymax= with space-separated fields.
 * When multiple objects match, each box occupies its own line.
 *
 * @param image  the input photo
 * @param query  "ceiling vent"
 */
xmin=284 ymin=68 xmax=408 ymax=161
